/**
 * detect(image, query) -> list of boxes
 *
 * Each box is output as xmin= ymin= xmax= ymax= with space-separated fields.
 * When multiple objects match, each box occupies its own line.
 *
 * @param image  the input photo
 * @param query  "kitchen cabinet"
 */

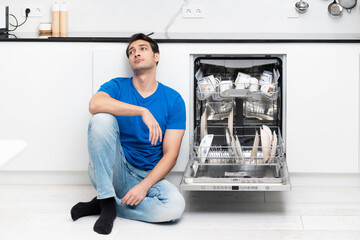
xmin=286 ymin=45 xmax=359 ymax=173
xmin=155 ymin=44 xmax=191 ymax=171
xmin=0 ymin=41 xmax=359 ymax=175
xmin=0 ymin=43 xmax=92 ymax=171
xmin=92 ymin=44 xmax=132 ymax=94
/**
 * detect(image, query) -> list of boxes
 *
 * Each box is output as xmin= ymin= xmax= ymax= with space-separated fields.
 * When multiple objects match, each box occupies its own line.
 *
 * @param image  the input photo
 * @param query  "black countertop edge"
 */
xmin=49 ymin=37 xmax=360 ymax=43
xmin=1 ymin=35 xmax=360 ymax=43
xmin=2 ymin=38 xmax=360 ymax=43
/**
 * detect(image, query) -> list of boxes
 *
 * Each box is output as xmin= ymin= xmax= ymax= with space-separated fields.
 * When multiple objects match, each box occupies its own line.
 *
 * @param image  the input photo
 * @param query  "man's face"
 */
xmin=127 ymin=40 xmax=159 ymax=73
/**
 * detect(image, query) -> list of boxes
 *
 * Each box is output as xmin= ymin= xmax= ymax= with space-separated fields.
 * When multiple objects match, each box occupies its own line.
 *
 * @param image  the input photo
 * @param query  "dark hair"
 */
xmin=126 ymin=33 xmax=160 ymax=58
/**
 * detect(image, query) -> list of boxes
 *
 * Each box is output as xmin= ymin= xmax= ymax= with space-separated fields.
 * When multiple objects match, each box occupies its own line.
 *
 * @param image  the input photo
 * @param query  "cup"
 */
xmin=198 ymin=75 xmax=219 ymax=94
xmin=220 ymin=80 xmax=233 ymax=93
xmin=39 ymin=22 xmax=52 ymax=35
xmin=236 ymin=72 xmax=250 ymax=80
xmin=207 ymin=75 xmax=219 ymax=86
xmin=259 ymin=71 xmax=273 ymax=85
xmin=248 ymin=77 xmax=259 ymax=92
xmin=260 ymin=83 xmax=275 ymax=96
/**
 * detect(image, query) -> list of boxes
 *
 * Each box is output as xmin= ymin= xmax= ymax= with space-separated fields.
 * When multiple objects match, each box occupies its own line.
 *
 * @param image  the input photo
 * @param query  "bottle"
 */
xmin=60 ymin=2 xmax=68 ymax=36
xmin=52 ymin=2 xmax=60 ymax=36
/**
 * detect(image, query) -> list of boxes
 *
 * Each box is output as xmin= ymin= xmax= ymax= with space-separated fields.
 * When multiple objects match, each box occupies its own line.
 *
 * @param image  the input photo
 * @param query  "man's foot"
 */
xmin=93 ymin=197 xmax=116 ymax=235
xmin=70 ymin=197 xmax=101 ymax=221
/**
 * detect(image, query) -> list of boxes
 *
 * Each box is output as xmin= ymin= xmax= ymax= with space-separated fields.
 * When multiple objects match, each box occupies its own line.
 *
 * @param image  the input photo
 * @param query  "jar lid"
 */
xmin=60 ymin=2 xmax=67 ymax=11
xmin=39 ymin=22 xmax=52 ymax=31
xmin=52 ymin=2 xmax=60 ymax=11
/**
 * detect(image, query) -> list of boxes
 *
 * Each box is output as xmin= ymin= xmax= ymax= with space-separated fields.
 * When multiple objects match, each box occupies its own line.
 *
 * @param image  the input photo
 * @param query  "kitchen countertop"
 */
xmin=1 ymin=32 xmax=360 ymax=43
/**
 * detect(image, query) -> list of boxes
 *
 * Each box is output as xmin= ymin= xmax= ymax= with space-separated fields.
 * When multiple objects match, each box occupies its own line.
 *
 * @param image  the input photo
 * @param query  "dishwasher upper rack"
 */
xmin=196 ymin=81 xmax=279 ymax=101
xmin=193 ymin=125 xmax=285 ymax=166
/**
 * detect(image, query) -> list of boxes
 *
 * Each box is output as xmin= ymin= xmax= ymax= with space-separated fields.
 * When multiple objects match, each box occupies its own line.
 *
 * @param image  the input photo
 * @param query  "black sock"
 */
xmin=70 ymin=197 xmax=101 ymax=221
xmin=93 ymin=197 xmax=117 ymax=235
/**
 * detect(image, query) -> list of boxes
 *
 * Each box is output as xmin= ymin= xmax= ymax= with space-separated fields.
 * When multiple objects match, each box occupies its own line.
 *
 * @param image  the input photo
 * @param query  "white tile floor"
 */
xmin=0 ymin=184 xmax=360 ymax=240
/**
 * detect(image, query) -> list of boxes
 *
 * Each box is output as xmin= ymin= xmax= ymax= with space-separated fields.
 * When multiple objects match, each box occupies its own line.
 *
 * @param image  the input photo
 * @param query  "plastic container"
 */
xmin=39 ymin=22 xmax=52 ymax=35
xmin=60 ymin=2 xmax=68 ymax=35
xmin=52 ymin=2 xmax=60 ymax=35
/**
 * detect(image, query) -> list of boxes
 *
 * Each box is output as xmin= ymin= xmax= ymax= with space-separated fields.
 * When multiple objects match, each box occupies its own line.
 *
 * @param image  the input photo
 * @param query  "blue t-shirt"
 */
xmin=98 ymin=77 xmax=186 ymax=170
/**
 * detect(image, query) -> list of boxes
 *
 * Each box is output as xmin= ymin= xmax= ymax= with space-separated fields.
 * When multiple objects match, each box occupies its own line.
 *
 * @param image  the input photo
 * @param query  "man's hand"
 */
xmin=121 ymin=130 xmax=185 ymax=207
xmin=121 ymin=183 xmax=149 ymax=206
xmin=141 ymin=109 xmax=162 ymax=145
xmin=89 ymin=92 xmax=162 ymax=145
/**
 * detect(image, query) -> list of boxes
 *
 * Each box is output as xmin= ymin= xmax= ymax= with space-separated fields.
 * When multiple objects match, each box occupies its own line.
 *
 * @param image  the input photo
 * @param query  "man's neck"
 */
xmin=132 ymin=71 xmax=158 ymax=98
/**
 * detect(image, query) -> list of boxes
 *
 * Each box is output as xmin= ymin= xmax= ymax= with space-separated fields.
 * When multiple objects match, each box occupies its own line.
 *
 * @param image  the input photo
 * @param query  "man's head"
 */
xmin=126 ymin=33 xmax=160 ymax=73
xmin=126 ymin=33 xmax=159 ymax=62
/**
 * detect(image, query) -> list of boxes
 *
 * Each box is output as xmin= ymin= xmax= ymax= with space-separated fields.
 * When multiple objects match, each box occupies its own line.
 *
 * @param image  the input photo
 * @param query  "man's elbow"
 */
xmin=89 ymin=99 xmax=99 ymax=115
xmin=170 ymin=157 xmax=178 ymax=168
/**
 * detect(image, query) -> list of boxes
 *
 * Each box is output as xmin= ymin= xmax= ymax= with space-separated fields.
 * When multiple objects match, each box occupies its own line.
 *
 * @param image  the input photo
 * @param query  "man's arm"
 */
xmin=121 ymin=129 xmax=185 ymax=206
xmin=89 ymin=91 xmax=162 ymax=145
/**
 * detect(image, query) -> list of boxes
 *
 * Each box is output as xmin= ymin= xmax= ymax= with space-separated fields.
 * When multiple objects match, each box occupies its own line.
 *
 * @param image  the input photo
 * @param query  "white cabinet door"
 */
xmin=286 ymin=46 xmax=359 ymax=173
xmin=0 ymin=45 xmax=92 ymax=171
xmin=93 ymin=46 xmax=132 ymax=93
xmin=156 ymin=44 xmax=190 ymax=171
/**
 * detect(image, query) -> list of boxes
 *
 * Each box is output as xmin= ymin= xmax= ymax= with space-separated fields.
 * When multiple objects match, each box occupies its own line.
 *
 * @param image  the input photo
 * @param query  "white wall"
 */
xmin=3 ymin=0 xmax=360 ymax=34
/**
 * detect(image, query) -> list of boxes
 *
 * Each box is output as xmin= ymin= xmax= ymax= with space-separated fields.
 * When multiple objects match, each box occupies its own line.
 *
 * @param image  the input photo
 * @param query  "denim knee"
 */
xmin=87 ymin=113 xmax=119 ymax=199
xmin=152 ymin=190 xmax=185 ymax=223
xmin=166 ymin=191 xmax=186 ymax=221
xmin=88 ymin=113 xmax=119 ymax=138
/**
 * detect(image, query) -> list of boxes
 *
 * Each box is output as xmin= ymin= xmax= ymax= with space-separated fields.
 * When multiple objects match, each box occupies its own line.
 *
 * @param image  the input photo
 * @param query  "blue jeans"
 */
xmin=87 ymin=113 xmax=185 ymax=223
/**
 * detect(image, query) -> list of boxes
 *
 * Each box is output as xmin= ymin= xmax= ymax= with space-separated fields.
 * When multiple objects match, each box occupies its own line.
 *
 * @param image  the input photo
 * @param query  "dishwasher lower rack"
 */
xmin=180 ymin=126 xmax=291 ymax=191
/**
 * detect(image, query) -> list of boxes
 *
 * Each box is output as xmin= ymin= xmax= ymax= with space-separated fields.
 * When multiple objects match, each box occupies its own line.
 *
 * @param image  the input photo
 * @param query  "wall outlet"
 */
xmin=182 ymin=5 xmax=204 ymax=19
xmin=22 ymin=5 xmax=43 ymax=17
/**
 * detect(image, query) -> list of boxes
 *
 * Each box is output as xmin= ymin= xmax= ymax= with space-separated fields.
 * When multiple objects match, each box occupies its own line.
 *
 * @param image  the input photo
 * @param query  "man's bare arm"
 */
xmin=121 ymin=129 xmax=185 ymax=206
xmin=89 ymin=91 xmax=162 ymax=145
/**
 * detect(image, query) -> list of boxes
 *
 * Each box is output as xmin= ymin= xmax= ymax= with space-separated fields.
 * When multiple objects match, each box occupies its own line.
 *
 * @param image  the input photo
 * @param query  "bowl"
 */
xmin=295 ymin=1 xmax=309 ymax=13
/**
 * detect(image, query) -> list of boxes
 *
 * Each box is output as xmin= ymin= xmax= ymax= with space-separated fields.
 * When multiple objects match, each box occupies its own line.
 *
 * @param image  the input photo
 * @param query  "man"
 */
xmin=70 ymin=33 xmax=186 ymax=235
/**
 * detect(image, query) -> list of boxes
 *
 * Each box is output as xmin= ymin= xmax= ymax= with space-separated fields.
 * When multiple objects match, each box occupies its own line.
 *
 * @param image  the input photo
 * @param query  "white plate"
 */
xmin=269 ymin=130 xmax=278 ymax=163
xmin=262 ymin=125 xmax=272 ymax=142
xmin=197 ymin=134 xmax=214 ymax=163
xmin=261 ymin=128 xmax=270 ymax=163
xmin=235 ymin=135 xmax=244 ymax=163
xmin=250 ymin=131 xmax=259 ymax=163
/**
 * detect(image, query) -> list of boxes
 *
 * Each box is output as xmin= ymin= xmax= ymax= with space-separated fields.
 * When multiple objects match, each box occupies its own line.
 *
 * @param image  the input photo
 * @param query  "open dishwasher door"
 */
xmin=180 ymin=55 xmax=291 ymax=191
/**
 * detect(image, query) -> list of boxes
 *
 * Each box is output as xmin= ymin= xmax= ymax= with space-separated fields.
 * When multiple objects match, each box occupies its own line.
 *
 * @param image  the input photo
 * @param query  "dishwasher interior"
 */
xmin=180 ymin=55 xmax=291 ymax=191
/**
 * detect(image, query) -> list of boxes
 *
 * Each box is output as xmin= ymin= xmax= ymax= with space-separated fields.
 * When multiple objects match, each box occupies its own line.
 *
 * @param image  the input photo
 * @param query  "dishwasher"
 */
xmin=180 ymin=55 xmax=291 ymax=191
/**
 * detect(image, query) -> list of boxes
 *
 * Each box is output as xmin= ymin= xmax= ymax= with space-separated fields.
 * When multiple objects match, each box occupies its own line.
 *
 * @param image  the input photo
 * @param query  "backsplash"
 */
xmin=2 ymin=0 xmax=360 ymax=34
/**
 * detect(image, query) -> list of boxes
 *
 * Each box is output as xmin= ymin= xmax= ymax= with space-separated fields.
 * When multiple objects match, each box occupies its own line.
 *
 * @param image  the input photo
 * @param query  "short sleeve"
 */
xmin=97 ymin=78 xmax=120 ymax=99
xmin=166 ymin=95 xmax=186 ymax=130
